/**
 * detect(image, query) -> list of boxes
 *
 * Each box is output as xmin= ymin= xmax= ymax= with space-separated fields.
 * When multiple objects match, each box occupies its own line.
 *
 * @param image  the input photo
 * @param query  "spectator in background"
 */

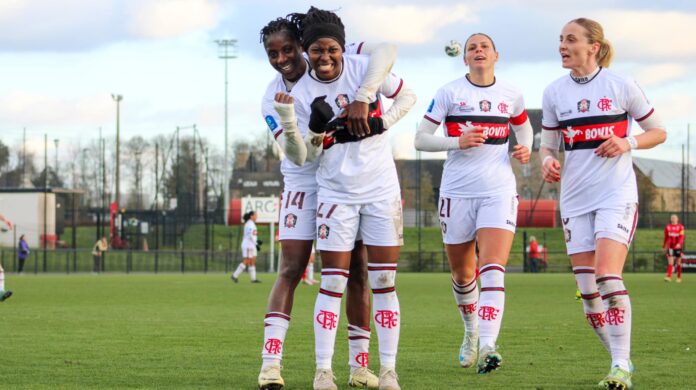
xmin=92 ymin=237 xmax=108 ymax=274
xmin=18 ymin=234 xmax=29 ymax=274
xmin=528 ymin=236 xmax=541 ymax=273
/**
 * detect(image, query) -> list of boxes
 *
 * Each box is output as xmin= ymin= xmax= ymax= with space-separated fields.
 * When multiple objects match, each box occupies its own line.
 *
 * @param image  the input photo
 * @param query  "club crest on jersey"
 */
xmin=497 ymin=101 xmax=509 ymax=114
xmin=318 ymin=224 xmax=330 ymax=239
xmin=265 ymin=115 xmax=278 ymax=131
xmin=427 ymin=99 xmax=435 ymax=113
xmin=577 ymin=99 xmax=591 ymax=113
xmin=597 ymin=96 xmax=613 ymax=112
xmin=284 ymin=213 xmax=297 ymax=229
xmin=479 ymin=100 xmax=491 ymax=112
xmin=335 ymin=94 xmax=350 ymax=109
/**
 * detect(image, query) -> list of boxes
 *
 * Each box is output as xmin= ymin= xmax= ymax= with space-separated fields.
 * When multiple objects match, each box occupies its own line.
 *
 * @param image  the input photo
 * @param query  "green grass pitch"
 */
xmin=0 ymin=273 xmax=694 ymax=389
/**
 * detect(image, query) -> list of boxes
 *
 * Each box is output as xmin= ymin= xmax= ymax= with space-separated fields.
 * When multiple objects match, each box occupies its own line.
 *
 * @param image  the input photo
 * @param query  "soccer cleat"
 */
xmin=459 ymin=329 xmax=478 ymax=368
xmin=676 ymin=277 xmax=682 ymax=283
xmin=477 ymin=345 xmax=502 ymax=374
xmin=313 ymin=368 xmax=337 ymax=390
xmin=0 ymin=290 xmax=12 ymax=302
xmin=231 ymin=275 xmax=238 ymax=283
xmin=378 ymin=367 xmax=400 ymax=390
xmin=251 ymin=279 xmax=262 ymax=284
xmin=258 ymin=365 xmax=284 ymax=390
xmin=348 ymin=366 xmax=379 ymax=388
xmin=664 ymin=276 xmax=672 ymax=282
xmin=598 ymin=366 xmax=633 ymax=389
xmin=575 ymin=289 xmax=582 ymax=301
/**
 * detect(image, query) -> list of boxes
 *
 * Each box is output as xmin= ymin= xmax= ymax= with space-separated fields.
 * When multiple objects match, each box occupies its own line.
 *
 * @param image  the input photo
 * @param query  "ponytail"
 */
xmin=569 ymin=17 xmax=613 ymax=68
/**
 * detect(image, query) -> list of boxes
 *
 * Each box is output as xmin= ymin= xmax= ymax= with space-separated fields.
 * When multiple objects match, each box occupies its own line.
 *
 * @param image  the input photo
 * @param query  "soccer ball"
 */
xmin=445 ymin=40 xmax=462 ymax=57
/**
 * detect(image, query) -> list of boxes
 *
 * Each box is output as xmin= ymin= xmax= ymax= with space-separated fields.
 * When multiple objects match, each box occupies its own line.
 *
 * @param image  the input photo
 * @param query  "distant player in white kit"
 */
xmin=290 ymin=7 xmax=416 ymax=390
xmin=540 ymin=18 xmax=666 ymax=389
xmin=414 ymin=32 xmax=533 ymax=374
xmin=231 ymin=211 xmax=261 ymax=283
xmin=0 ymin=213 xmax=14 ymax=301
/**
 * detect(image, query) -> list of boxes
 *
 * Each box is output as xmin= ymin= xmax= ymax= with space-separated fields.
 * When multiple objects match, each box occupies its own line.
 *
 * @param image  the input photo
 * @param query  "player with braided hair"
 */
xmin=257 ymin=12 xmax=397 ymax=390
xmin=289 ymin=6 xmax=416 ymax=390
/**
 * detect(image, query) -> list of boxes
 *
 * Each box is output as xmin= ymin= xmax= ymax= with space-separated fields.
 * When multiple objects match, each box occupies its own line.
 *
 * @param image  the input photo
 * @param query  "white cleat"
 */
xmin=348 ymin=366 xmax=379 ymax=388
xmin=313 ymin=368 xmax=338 ymax=390
xmin=258 ymin=364 xmax=284 ymax=390
xmin=378 ymin=367 xmax=400 ymax=390
xmin=459 ymin=329 xmax=479 ymax=368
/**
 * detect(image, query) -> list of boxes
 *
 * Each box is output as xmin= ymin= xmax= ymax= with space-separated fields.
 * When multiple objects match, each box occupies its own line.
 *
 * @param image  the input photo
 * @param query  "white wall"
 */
xmin=0 ymin=192 xmax=56 ymax=248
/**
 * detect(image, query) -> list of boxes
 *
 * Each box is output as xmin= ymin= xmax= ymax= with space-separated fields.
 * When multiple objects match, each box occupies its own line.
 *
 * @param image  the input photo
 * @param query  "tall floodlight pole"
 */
xmin=215 ymin=39 xmax=237 ymax=225
xmin=111 ymin=94 xmax=123 ymax=205
xmin=53 ymin=139 xmax=59 ymax=182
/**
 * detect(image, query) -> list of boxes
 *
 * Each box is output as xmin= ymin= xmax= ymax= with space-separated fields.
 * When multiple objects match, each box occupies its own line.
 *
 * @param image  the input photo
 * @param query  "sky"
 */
xmin=0 ymin=0 xmax=694 ymax=165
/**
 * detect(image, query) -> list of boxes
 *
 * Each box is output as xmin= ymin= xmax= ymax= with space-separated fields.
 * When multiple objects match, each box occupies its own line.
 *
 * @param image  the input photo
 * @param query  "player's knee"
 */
xmin=278 ymin=262 xmax=304 ymax=283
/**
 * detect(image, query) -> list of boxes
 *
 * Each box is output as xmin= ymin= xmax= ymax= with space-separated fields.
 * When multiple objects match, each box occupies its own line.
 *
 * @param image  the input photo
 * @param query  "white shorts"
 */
xmin=316 ymin=196 xmax=403 ymax=251
xmin=242 ymin=244 xmax=257 ymax=259
xmin=278 ymin=189 xmax=318 ymax=241
xmin=438 ymin=193 xmax=518 ymax=245
xmin=562 ymin=203 xmax=638 ymax=255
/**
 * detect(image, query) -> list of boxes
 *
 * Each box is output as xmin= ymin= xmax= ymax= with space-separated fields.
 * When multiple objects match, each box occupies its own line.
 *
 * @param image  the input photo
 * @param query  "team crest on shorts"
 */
xmin=284 ymin=213 xmax=297 ymax=229
xmin=564 ymin=228 xmax=572 ymax=243
xmin=577 ymin=99 xmax=591 ymax=113
xmin=318 ymin=224 xmax=330 ymax=239
xmin=335 ymin=94 xmax=350 ymax=109
xmin=479 ymin=100 xmax=491 ymax=112
xmin=440 ymin=221 xmax=447 ymax=234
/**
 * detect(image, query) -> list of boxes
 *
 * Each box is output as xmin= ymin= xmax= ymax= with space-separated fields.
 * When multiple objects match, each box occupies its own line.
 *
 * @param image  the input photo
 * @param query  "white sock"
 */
xmin=478 ymin=264 xmax=505 ymax=350
xmin=368 ymin=263 xmax=400 ymax=369
xmin=573 ymin=266 xmax=611 ymax=353
xmin=261 ymin=312 xmax=290 ymax=368
xmin=597 ymin=275 xmax=632 ymax=371
xmin=314 ymin=268 xmax=349 ymax=369
xmin=249 ymin=266 xmax=257 ymax=281
xmin=0 ymin=268 xmax=4 ymax=290
xmin=348 ymin=324 xmax=371 ymax=369
xmin=452 ymin=276 xmax=479 ymax=334
xmin=232 ymin=263 xmax=246 ymax=279
xmin=307 ymin=263 xmax=315 ymax=282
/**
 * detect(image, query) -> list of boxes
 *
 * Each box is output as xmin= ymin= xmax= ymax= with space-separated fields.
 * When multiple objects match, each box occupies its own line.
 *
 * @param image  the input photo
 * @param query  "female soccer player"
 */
xmin=414 ymin=32 xmax=533 ymax=374
xmin=0 ymin=214 xmax=13 ymax=301
xmin=663 ymin=214 xmax=685 ymax=282
xmin=288 ymin=7 xmax=416 ymax=390
xmin=540 ymin=18 xmax=666 ymax=389
xmin=257 ymin=16 xmax=397 ymax=389
xmin=231 ymin=211 xmax=261 ymax=283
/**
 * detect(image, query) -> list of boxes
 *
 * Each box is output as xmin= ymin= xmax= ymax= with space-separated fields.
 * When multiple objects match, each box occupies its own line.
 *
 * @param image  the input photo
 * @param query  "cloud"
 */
xmin=343 ymin=5 xmax=478 ymax=44
xmin=595 ymin=10 xmax=696 ymax=61
xmin=0 ymin=0 xmax=221 ymax=51
xmin=634 ymin=63 xmax=689 ymax=87
xmin=0 ymin=92 xmax=112 ymax=126
xmin=128 ymin=0 xmax=219 ymax=39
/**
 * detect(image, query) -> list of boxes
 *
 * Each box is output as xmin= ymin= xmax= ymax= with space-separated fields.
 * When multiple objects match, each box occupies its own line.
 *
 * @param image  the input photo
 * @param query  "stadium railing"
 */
xmin=0 ymin=248 xmax=673 ymax=274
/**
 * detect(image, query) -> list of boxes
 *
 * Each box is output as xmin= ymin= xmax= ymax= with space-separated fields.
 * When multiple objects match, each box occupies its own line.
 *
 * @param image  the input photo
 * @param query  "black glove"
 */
xmin=256 ymin=239 xmax=263 ymax=251
xmin=309 ymin=96 xmax=335 ymax=134
xmin=326 ymin=116 xmax=385 ymax=144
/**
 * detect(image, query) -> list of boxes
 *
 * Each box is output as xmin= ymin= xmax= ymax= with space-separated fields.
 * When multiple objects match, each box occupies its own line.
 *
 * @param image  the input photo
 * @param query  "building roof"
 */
xmin=633 ymin=157 xmax=696 ymax=190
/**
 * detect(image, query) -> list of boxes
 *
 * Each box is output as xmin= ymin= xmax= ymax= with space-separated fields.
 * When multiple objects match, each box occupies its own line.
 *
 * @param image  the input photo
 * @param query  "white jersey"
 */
xmin=542 ymin=68 xmax=655 ymax=217
xmin=293 ymin=55 xmax=404 ymax=204
xmin=261 ymin=44 xmax=363 ymax=192
xmin=424 ymin=76 xmax=528 ymax=198
xmin=242 ymin=219 xmax=258 ymax=248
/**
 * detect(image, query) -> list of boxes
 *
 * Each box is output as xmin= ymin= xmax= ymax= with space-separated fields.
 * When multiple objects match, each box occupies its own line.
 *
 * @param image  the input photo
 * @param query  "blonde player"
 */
xmin=540 ymin=18 xmax=666 ymax=389
xmin=231 ymin=211 xmax=261 ymax=283
xmin=414 ymin=32 xmax=533 ymax=374
xmin=288 ymin=7 xmax=416 ymax=390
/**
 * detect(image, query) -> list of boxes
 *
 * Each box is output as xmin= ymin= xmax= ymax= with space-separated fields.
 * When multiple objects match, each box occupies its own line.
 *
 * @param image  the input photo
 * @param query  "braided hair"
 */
xmin=259 ymin=17 xmax=300 ymax=45
xmin=288 ymin=6 xmax=345 ymax=51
